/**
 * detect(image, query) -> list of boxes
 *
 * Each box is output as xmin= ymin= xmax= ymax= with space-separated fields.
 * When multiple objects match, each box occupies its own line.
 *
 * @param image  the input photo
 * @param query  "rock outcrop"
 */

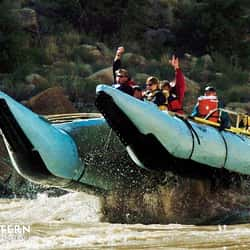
xmin=24 ymin=86 xmax=77 ymax=115
xmin=87 ymin=67 xmax=113 ymax=84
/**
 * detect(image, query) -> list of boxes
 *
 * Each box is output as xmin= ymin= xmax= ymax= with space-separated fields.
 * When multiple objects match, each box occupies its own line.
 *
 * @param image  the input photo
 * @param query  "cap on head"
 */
xmin=205 ymin=86 xmax=216 ymax=92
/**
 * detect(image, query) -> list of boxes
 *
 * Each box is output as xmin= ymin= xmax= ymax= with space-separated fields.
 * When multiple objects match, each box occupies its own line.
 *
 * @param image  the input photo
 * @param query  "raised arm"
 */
xmin=113 ymin=46 xmax=125 ymax=84
xmin=169 ymin=55 xmax=186 ymax=105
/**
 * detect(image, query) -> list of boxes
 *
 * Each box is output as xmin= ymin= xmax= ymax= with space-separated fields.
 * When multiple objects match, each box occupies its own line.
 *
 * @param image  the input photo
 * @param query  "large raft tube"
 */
xmin=0 ymin=91 xmax=149 ymax=194
xmin=95 ymin=84 xmax=250 ymax=178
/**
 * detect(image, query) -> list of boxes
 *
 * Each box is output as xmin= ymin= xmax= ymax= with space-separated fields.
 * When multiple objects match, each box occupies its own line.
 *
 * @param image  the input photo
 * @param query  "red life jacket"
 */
xmin=198 ymin=96 xmax=219 ymax=122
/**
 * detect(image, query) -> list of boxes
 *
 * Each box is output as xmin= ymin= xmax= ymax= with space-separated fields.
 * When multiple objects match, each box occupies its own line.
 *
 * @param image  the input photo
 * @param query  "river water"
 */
xmin=0 ymin=192 xmax=250 ymax=250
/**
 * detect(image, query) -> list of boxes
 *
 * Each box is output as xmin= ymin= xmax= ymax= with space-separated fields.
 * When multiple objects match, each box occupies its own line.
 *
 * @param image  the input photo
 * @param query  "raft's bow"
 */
xmin=95 ymin=84 xmax=250 ymax=178
xmin=0 ymin=91 xmax=107 ymax=193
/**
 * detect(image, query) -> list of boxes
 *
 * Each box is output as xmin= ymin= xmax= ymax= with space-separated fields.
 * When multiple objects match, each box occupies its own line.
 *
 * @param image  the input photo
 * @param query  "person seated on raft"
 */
xmin=143 ymin=76 xmax=167 ymax=110
xmin=132 ymin=85 xmax=144 ymax=100
xmin=112 ymin=46 xmax=135 ymax=96
xmin=166 ymin=55 xmax=186 ymax=114
xmin=190 ymin=86 xmax=231 ymax=129
xmin=239 ymin=114 xmax=250 ymax=131
xmin=159 ymin=80 xmax=170 ymax=110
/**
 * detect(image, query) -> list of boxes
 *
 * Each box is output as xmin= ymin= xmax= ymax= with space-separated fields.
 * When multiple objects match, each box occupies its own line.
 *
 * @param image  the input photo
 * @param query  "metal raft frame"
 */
xmin=44 ymin=113 xmax=103 ymax=123
xmin=192 ymin=108 xmax=250 ymax=137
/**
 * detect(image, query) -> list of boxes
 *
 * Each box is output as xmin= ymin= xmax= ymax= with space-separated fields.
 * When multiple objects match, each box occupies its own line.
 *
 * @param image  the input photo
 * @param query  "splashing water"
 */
xmin=0 ymin=192 xmax=103 ymax=225
xmin=0 ymin=192 xmax=250 ymax=249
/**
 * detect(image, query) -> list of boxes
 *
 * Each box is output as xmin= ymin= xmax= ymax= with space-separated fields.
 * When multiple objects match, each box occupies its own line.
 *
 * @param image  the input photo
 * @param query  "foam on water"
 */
xmin=0 ymin=192 xmax=250 ymax=249
xmin=1 ymin=221 xmax=250 ymax=249
xmin=0 ymin=192 xmax=103 ymax=224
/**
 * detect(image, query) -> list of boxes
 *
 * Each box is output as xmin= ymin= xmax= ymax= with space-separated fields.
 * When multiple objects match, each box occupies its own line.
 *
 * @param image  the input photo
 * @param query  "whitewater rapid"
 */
xmin=0 ymin=192 xmax=250 ymax=249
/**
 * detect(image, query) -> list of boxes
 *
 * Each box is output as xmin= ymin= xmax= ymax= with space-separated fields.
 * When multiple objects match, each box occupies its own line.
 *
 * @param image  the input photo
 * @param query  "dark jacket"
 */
xmin=113 ymin=83 xmax=134 ymax=96
xmin=113 ymin=59 xmax=121 ymax=84
xmin=144 ymin=89 xmax=166 ymax=106
xmin=112 ymin=58 xmax=134 ymax=96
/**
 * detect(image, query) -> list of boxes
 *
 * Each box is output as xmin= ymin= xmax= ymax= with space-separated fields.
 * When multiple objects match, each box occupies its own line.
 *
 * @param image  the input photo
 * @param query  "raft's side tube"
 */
xmin=96 ymin=85 xmax=250 ymax=175
xmin=0 ymin=92 xmax=83 ymax=179
xmin=222 ymin=132 xmax=250 ymax=175
xmin=96 ymin=85 xmax=193 ymax=159
xmin=0 ymin=92 xmax=105 ymax=193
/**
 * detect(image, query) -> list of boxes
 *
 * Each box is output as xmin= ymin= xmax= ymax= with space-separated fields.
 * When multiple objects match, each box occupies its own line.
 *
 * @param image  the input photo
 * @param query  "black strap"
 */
xmin=219 ymin=131 xmax=228 ymax=168
xmin=172 ymin=108 xmax=184 ymax=112
xmin=177 ymin=115 xmax=200 ymax=159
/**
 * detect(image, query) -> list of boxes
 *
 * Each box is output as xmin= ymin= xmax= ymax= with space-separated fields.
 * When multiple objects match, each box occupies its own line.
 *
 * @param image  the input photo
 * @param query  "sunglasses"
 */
xmin=117 ymin=75 xmax=127 ymax=78
xmin=146 ymin=83 xmax=153 ymax=86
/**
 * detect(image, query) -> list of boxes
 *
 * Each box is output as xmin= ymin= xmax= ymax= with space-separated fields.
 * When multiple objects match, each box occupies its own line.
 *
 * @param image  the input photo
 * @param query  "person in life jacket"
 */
xmin=143 ymin=76 xmax=166 ymax=109
xmin=112 ymin=46 xmax=135 ymax=96
xmin=166 ymin=55 xmax=186 ymax=114
xmin=191 ymin=86 xmax=231 ymax=128
xmin=159 ymin=80 xmax=170 ymax=110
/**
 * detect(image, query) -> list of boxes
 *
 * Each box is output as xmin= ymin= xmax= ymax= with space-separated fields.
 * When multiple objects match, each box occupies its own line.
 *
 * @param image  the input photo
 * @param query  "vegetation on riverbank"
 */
xmin=0 ymin=0 xmax=250 ymax=111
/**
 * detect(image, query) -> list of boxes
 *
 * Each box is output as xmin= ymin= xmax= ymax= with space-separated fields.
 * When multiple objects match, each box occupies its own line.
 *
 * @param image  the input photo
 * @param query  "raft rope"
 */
xmin=218 ymin=131 xmax=228 ymax=168
xmin=177 ymin=115 xmax=200 ymax=159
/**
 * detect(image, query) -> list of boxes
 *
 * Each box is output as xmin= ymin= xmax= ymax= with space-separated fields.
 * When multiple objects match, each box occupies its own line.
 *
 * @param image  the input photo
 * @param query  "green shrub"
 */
xmin=0 ymin=1 xmax=28 ymax=72
xmin=211 ymin=53 xmax=248 ymax=90
xmin=44 ymin=36 xmax=59 ymax=63
xmin=1 ymin=78 xmax=34 ymax=101
xmin=59 ymin=32 xmax=81 ymax=58
xmin=144 ymin=60 xmax=174 ymax=81
xmin=48 ymin=61 xmax=93 ymax=79
xmin=11 ymin=63 xmax=38 ymax=82
xmin=52 ymin=61 xmax=78 ymax=76
xmin=77 ymin=64 xmax=93 ymax=77
xmin=189 ymin=58 xmax=205 ymax=82
xmin=61 ymin=32 xmax=80 ymax=47
xmin=24 ymin=48 xmax=51 ymax=66
xmin=79 ymin=32 xmax=97 ymax=45
xmin=71 ymin=45 xmax=98 ymax=64
xmin=58 ymin=75 xmax=101 ymax=104
xmin=223 ymin=85 xmax=250 ymax=103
